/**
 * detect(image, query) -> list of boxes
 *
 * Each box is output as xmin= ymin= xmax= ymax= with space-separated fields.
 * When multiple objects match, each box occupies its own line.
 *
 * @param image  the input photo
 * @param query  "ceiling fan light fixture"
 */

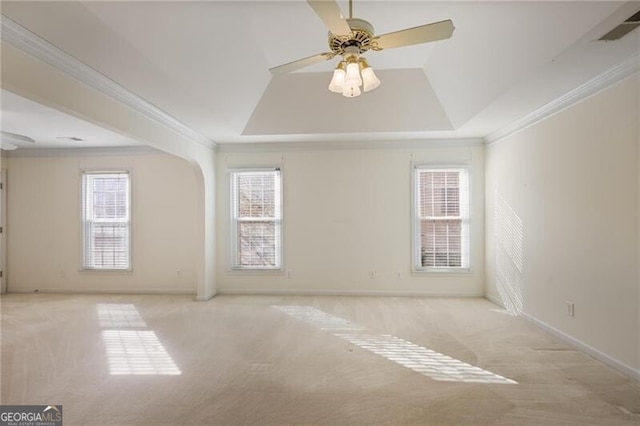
xmin=344 ymin=60 xmax=362 ymax=86
xmin=270 ymin=0 xmax=454 ymax=98
xmin=328 ymin=61 xmax=347 ymax=93
xmin=342 ymin=83 xmax=361 ymax=98
xmin=332 ymin=55 xmax=378 ymax=98
xmin=359 ymin=58 xmax=380 ymax=92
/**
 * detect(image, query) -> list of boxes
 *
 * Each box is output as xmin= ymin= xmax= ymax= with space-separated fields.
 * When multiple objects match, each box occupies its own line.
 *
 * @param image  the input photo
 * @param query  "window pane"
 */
xmin=418 ymin=171 xmax=431 ymax=217
xmin=238 ymin=173 xmax=275 ymax=218
xmin=447 ymin=187 xmax=460 ymax=216
xmin=92 ymin=176 xmax=128 ymax=220
xmin=419 ymin=170 xmax=460 ymax=217
xmin=90 ymin=223 xmax=130 ymax=269
xmin=238 ymin=222 xmax=277 ymax=267
xmin=421 ymin=219 xmax=462 ymax=267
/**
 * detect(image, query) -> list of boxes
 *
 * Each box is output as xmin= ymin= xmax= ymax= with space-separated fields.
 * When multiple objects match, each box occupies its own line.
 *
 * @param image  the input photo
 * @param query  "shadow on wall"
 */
xmin=495 ymin=191 xmax=524 ymax=316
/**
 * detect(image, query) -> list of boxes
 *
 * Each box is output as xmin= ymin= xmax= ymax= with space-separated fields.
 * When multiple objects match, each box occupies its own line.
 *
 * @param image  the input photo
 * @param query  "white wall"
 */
xmin=5 ymin=150 xmax=199 ymax=294
xmin=485 ymin=74 xmax=640 ymax=372
xmin=216 ymin=143 xmax=485 ymax=296
xmin=2 ymin=41 xmax=217 ymax=300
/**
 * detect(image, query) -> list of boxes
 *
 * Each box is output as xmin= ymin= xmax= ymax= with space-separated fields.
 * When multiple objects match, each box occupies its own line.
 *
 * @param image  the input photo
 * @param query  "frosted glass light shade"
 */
xmin=328 ymin=68 xmax=346 ymax=93
xmin=361 ymin=67 xmax=381 ymax=92
xmin=344 ymin=62 xmax=362 ymax=87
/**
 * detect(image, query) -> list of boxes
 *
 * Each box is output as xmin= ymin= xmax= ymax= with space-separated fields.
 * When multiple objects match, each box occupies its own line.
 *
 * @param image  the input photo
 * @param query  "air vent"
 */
xmin=56 ymin=136 xmax=84 ymax=142
xmin=599 ymin=10 xmax=640 ymax=41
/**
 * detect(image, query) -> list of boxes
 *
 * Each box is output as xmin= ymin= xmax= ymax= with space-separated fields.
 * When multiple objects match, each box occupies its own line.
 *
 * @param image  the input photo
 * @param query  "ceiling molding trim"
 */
xmin=3 ymin=145 xmax=161 ymax=158
xmin=0 ymin=16 xmax=215 ymax=149
xmin=217 ymin=138 xmax=484 ymax=153
xmin=485 ymin=53 xmax=640 ymax=144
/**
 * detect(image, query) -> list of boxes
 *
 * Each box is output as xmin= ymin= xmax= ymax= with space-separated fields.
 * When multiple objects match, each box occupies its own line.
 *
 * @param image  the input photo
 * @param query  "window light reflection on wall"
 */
xmin=495 ymin=191 xmax=525 ymax=315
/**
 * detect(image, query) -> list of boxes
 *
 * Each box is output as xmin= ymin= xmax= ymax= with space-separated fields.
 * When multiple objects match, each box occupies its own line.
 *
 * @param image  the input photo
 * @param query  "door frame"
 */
xmin=1 ymin=168 xmax=6 ymax=293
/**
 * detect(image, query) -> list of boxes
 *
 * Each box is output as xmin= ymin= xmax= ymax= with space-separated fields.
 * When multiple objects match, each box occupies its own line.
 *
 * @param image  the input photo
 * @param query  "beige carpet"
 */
xmin=1 ymin=294 xmax=639 ymax=425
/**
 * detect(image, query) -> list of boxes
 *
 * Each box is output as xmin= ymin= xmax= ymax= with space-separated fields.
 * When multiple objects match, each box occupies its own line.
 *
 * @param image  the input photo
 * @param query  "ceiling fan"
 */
xmin=269 ymin=0 xmax=455 ymax=98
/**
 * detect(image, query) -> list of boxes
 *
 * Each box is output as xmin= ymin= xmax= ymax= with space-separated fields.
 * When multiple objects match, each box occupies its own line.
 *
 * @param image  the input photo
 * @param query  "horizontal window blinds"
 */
xmin=231 ymin=170 xmax=282 ymax=269
xmin=82 ymin=172 xmax=131 ymax=270
xmin=415 ymin=167 xmax=469 ymax=269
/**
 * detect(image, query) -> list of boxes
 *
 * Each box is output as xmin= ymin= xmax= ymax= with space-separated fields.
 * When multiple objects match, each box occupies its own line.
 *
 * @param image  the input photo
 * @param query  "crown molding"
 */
xmin=0 ymin=16 xmax=215 ymax=149
xmin=486 ymin=54 xmax=640 ymax=144
xmin=216 ymin=137 xmax=484 ymax=153
xmin=3 ymin=145 xmax=161 ymax=158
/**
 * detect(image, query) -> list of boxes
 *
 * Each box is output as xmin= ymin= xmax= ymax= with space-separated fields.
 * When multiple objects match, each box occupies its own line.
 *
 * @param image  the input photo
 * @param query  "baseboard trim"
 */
xmin=217 ymin=288 xmax=484 ymax=297
xmin=4 ymin=287 xmax=483 ymax=298
xmin=6 ymin=288 xmax=195 ymax=296
xmin=521 ymin=312 xmax=640 ymax=382
xmin=195 ymin=293 xmax=215 ymax=302
xmin=484 ymin=292 xmax=504 ymax=307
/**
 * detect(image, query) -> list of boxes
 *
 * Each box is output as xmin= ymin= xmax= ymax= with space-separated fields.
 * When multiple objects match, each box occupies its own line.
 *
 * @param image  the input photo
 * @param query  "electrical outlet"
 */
xmin=286 ymin=269 xmax=292 ymax=279
xmin=369 ymin=270 xmax=376 ymax=279
xmin=566 ymin=301 xmax=575 ymax=317
xmin=396 ymin=271 xmax=402 ymax=280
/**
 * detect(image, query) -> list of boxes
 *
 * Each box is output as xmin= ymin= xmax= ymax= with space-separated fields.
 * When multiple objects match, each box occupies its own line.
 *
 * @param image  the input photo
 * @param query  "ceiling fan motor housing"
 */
xmin=329 ymin=18 xmax=377 ymax=55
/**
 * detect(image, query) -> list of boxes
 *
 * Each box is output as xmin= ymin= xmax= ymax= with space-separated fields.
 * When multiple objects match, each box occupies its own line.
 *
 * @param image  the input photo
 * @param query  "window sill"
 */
xmin=412 ymin=267 xmax=472 ymax=276
xmin=227 ymin=268 xmax=284 ymax=275
xmin=80 ymin=268 xmax=133 ymax=274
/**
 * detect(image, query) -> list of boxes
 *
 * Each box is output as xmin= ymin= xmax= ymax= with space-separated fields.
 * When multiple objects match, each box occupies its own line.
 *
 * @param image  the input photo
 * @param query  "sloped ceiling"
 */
xmin=244 ymin=69 xmax=453 ymax=135
xmin=1 ymin=1 xmax=639 ymax=145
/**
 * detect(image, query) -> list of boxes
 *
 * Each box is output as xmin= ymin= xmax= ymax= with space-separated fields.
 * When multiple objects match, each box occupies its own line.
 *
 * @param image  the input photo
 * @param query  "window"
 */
xmin=230 ymin=169 xmax=282 ymax=269
xmin=414 ymin=166 xmax=470 ymax=271
xmin=82 ymin=172 xmax=131 ymax=270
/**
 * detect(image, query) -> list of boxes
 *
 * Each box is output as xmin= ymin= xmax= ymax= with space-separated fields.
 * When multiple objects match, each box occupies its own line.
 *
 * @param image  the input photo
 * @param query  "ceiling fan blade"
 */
xmin=375 ymin=20 xmax=455 ymax=50
xmin=270 ymin=52 xmax=334 ymax=75
xmin=307 ymin=0 xmax=351 ymax=36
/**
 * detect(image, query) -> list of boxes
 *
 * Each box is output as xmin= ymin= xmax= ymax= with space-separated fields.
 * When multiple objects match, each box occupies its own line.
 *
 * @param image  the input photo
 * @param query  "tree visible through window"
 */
xmin=414 ymin=167 xmax=469 ymax=270
xmin=82 ymin=172 xmax=131 ymax=270
xmin=231 ymin=169 xmax=282 ymax=269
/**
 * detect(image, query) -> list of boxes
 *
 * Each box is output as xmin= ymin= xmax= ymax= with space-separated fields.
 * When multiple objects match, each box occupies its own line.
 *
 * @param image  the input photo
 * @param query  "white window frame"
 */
xmin=229 ymin=168 xmax=283 ymax=271
xmin=412 ymin=164 xmax=471 ymax=273
xmin=82 ymin=170 xmax=132 ymax=271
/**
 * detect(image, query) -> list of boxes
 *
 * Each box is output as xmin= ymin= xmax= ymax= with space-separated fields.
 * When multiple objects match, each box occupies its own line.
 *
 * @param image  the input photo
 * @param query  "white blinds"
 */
xmin=231 ymin=169 xmax=282 ymax=269
xmin=82 ymin=172 xmax=131 ymax=270
xmin=415 ymin=167 xmax=469 ymax=269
